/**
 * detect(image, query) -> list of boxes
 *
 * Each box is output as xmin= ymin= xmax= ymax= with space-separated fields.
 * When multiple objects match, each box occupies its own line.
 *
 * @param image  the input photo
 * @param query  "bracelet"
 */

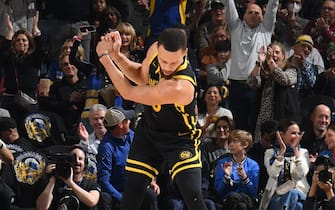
xmin=98 ymin=52 xmax=109 ymax=59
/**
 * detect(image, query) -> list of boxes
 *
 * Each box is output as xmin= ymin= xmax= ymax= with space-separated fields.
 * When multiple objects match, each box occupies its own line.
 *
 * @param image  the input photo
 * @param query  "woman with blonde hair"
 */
xmin=247 ymin=41 xmax=301 ymax=140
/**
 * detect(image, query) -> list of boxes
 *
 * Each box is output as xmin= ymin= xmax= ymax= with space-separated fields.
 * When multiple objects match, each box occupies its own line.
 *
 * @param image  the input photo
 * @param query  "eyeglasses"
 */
xmin=216 ymin=125 xmax=230 ymax=131
xmin=321 ymin=6 xmax=335 ymax=11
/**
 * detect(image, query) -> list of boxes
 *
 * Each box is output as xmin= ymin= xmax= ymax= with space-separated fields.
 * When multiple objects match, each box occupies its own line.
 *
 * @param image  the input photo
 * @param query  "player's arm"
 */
xmin=100 ymin=31 xmax=149 ymax=85
xmin=99 ymin=53 xmax=194 ymax=106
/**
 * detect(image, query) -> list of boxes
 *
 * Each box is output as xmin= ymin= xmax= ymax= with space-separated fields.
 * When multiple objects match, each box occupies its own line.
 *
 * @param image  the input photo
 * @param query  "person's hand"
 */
xmin=45 ymin=163 xmax=56 ymax=175
xmin=32 ymin=11 xmax=40 ymax=35
xmin=276 ymin=131 xmax=286 ymax=156
xmin=96 ymin=31 xmax=122 ymax=60
xmin=77 ymin=28 xmax=89 ymax=40
xmin=236 ymin=163 xmax=247 ymax=179
xmin=292 ymin=131 xmax=304 ymax=149
xmin=5 ymin=15 xmax=14 ymax=40
xmin=266 ymin=46 xmax=274 ymax=64
xmin=258 ymin=46 xmax=267 ymax=64
xmin=324 ymin=68 xmax=335 ymax=78
xmin=61 ymin=168 xmax=74 ymax=186
xmin=149 ymin=180 xmax=160 ymax=195
xmin=137 ymin=0 xmax=150 ymax=10
xmin=222 ymin=162 xmax=233 ymax=176
xmin=78 ymin=122 xmax=89 ymax=143
xmin=69 ymin=90 xmax=85 ymax=103
xmin=315 ymin=17 xmax=330 ymax=33
xmin=318 ymin=179 xmax=333 ymax=192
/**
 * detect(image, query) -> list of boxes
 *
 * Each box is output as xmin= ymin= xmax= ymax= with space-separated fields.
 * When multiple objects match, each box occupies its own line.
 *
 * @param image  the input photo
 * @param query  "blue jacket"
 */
xmin=214 ymin=155 xmax=259 ymax=200
xmin=97 ymin=131 xmax=134 ymax=201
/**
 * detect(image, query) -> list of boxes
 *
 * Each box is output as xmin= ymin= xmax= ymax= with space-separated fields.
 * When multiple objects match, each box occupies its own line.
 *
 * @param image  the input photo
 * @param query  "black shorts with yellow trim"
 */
xmin=126 ymin=120 xmax=202 ymax=180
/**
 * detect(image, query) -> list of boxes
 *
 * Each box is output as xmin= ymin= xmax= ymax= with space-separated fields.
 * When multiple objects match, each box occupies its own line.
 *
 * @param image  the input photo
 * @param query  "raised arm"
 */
xmin=96 ymin=32 xmax=195 ymax=106
xmin=97 ymin=31 xmax=148 ymax=85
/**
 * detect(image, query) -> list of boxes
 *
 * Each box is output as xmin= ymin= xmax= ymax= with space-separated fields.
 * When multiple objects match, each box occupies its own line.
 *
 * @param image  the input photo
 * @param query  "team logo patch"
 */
xmin=24 ymin=113 xmax=51 ymax=142
xmin=14 ymin=151 xmax=46 ymax=185
xmin=179 ymin=150 xmax=193 ymax=160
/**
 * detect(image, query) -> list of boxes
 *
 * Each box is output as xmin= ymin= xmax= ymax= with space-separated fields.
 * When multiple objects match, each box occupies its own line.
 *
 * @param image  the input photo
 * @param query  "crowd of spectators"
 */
xmin=1 ymin=0 xmax=335 ymax=209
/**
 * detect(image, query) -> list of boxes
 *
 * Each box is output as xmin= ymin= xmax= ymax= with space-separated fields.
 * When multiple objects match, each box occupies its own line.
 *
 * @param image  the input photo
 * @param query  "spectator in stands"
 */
xmin=248 ymin=120 xmax=278 ymax=194
xmin=197 ymin=85 xmax=233 ymax=139
xmin=275 ymin=0 xmax=308 ymax=42
xmin=259 ymin=119 xmax=310 ymax=210
xmin=301 ymin=104 xmax=331 ymax=165
xmin=303 ymin=155 xmax=335 ymax=210
xmin=225 ymin=0 xmax=279 ymax=133
xmin=47 ymin=0 xmax=93 ymax=62
xmin=214 ymin=129 xmax=259 ymax=209
xmin=201 ymin=116 xmax=235 ymax=208
xmin=0 ymin=137 xmax=14 ymax=210
xmin=97 ymin=6 xmax=121 ymax=37
xmin=282 ymin=21 xmax=325 ymax=76
xmin=97 ymin=107 xmax=158 ymax=210
xmin=91 ymin=0 xmax=108 ymax=29
xmin=314 ymin=42 xmax=335 ymax=98
xmin=247 ymin=41 xmax=301 ymax=140
xmin=36 ymin=144 xmax=101 ymax=210
xmin=303 ymin=0 xmax=335 ymax=59
xmin=78 ymin=104 xmax=107 ymax=155
xmin=199 ymin=25 xmax=230 ymax=88
xmin=289 ymin=35 xmax=319 ymax=99
xmin=196 ymin=0 xmax=227 ymax=50
xmin=0 ymin=14 xmax=42 ymax=131
xmin=47 ymin=38 xmax=85 ymax=82
xmin=41 ymin=54 xmax=87 ymax=136
xmin=205 ymin=39 xmax=231 ymax=87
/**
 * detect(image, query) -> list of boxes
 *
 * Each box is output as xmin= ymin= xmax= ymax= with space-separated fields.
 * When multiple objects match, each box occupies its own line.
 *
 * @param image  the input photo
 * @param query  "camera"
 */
xmin=316 ymin=155 xmax=334 ymax=183
xmin=318 ymin=169 xmax=333 ymax=183
xmin=48 ymin=153 xmax=75 ymax=179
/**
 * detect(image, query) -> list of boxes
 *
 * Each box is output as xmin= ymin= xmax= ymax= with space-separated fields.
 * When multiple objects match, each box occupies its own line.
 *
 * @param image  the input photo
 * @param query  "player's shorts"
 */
xmin=125 ymin=119 xmax=202 ymax=180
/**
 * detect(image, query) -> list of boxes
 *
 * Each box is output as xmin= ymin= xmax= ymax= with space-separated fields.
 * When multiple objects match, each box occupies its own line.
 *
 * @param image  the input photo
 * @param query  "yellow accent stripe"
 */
xmin=179 ymin=0 xmax=187 ymax=25
xmin=171 ymin=162 xmax=202 ymax=180
xmin=171 ymin=148 xmax=200 ymax=173
xmin=149 ymin=0 xmax=156 ymax=17
xmin=126 ymin=166 xmax=155 ymax=180
xmin=127 ymin=158 xmax=159 ymax=175
xmin=173 ymin=75 xmax=196 ymax=86
xmin=176 ymin=57 xmax=188 ymax=72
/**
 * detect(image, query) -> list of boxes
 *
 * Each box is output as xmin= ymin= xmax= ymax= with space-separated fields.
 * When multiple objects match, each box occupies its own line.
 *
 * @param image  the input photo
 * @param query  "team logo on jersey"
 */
xmin=14 ymin=151 xmax=46 ymax=185
xmin=179 ymin=150 xmax=193 ymax=160
xmin=24 ymin=113 xmax=51 ymax=142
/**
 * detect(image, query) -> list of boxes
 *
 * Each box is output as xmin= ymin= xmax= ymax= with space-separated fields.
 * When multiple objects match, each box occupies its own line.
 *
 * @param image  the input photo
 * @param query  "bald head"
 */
xmin=243 ymin=3 xmax=263 ymax=28
xmin=311 ymin=104 xmax=331 ymax=133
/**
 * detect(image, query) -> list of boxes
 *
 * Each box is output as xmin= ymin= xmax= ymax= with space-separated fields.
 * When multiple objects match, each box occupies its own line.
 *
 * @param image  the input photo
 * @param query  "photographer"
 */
xmin=303 ymin=155 xmax=335 ymax=210
xmin=36 ymin=144 xmax=100 ymax=210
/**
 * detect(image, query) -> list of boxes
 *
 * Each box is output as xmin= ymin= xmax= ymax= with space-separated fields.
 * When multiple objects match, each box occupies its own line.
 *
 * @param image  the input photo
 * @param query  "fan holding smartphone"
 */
xmin=79 ymin=25 xmax=96 ymax=33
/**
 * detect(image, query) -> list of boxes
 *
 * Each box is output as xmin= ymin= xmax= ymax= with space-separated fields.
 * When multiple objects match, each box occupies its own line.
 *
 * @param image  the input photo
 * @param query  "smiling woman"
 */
xmin=0 ymin=14 xmax=43 ymax=131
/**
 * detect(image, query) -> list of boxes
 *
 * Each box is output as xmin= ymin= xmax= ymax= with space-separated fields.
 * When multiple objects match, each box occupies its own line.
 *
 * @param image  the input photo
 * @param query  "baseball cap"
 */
xmin=295 ymin=34 xmax=314 ymax=49
xmin=327 ymin=42 xmax=335 ymax=56
xmin=0 ymin=117 xmax=17 ymax=132
xmin=211 ymin=0 xmax=224 ymax=9
xmin=0 ymin=108 xmax=10 ymax=118
xmin=104 ymin=107 xmax=135 ymax=127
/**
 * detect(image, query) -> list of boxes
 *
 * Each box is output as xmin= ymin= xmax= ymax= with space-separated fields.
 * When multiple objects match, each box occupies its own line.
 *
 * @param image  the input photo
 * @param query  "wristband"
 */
xmin=98 ymin=52 xmax=109 ymax=59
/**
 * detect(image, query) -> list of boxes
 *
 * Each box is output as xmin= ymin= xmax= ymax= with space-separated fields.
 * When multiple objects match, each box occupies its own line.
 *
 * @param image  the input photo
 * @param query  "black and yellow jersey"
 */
xmin=141 ymin=52 xmax=200 ymax=138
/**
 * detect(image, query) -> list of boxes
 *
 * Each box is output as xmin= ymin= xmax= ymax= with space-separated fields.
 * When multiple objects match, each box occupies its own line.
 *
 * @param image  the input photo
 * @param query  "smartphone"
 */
xmin=79 ymin=25 xmax=96 ymax=33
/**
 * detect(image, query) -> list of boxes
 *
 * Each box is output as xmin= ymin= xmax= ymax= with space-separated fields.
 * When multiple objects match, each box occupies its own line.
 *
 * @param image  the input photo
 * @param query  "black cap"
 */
xmin=315 ymin=155 xmax=335 ymax=167
xmin=0 ymin=117 xmax=17 ymax=132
